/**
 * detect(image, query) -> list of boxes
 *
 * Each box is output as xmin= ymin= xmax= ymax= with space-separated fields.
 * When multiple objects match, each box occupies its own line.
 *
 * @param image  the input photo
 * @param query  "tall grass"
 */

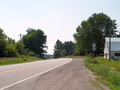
xmin=84 ymin=57 xmax=120 ymax=90
xmin=0 ymin=56 xmax=44 ymax=65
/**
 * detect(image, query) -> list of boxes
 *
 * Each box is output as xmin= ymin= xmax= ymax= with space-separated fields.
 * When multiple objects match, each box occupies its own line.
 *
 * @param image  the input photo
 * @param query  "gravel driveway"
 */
xmin=7 ymin=59 xmax=110 ymax=90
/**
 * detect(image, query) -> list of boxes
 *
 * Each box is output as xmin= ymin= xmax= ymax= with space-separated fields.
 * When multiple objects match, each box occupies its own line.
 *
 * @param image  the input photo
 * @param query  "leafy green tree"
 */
xmin=26 ymin=28 xmax=35 ymax=34
xmin=53 ymin=39 xmax=63 ymax=58
xmin=15 ymin=41 xmax=25 ymax=55
xmin=5 ymin=44 xmax=20 ymax=57
xmin=22 ymin=28 xmax=47 ymax=57
xmin=7 ymin=37 xmax=15 ymax=44
xmin=54 ymin=51 xmax=58 ymax=58
xmin=60 ymin=50 xmax=66 ymax=57
xmin=63 ymin=41 xmax=75 ymax=55
xmin=53 ymin=40 xmax=75 ymax=58
xmin=73 ymin=13 xmax=118 ymax=55
xmin=0 ymin=28 xmax=7 ymax=57
xmin=23 ymin=48 xmax=31 ymax=56
xmin=0 ymin=28 xmax=24 ymax=57
xmin=28 ymin=51 xmax=35 ymax=56
xmin=73 ymin=44 xmax=81 ymax=56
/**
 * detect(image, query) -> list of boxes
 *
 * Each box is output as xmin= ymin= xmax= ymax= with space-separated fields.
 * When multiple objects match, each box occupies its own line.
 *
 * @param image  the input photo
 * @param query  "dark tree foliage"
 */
xmin=53 ymin=40 xmax=75 ymax=58
xmin=0 ymin=28 xmax=20 ymax=57
xmin=0 ymin=28 xmax=7 ymax=57
xmin=53 ymin=39 xmax=63 ymax=58
xmin=73 ymin=13 xmax=118 ymax=55
xmin=22 ymin=28 xmax=47 ymax=57
xmin=63 ymin=41 xmax=75 ymax=55
xmin=15 ymin=41 xmax=25 ymax=55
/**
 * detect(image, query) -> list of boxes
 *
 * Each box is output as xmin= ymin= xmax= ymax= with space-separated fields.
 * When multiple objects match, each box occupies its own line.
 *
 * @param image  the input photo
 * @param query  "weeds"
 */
xmin=84 ymin=57 xmax=120 ymax=90
xmin=0 ymin=56 xmax=43 ymax=65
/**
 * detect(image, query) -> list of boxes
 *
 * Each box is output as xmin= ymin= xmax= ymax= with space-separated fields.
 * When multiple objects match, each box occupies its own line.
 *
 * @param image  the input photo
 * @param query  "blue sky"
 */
xmin=0 ymin=0 xmax=120 ymax=54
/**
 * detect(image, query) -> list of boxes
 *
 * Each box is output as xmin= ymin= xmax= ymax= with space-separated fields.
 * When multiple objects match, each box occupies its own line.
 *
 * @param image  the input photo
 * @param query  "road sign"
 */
xmin=92 ymin=48 xmax=96 ymax=51
xmin=92 ymin=42 xmax=96 ymax=48
xmin=92 ymin=42 xmax=96 ymax=59
xmin=92 ymin=42 xmax=96 ymax=51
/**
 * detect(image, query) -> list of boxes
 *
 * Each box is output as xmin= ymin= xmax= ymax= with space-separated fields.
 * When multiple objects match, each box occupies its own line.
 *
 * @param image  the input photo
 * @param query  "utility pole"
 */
xmin=19 ymin=33 xmax=23 ymax=57
xmin=109 ymin=22 xmax=111 ymax=62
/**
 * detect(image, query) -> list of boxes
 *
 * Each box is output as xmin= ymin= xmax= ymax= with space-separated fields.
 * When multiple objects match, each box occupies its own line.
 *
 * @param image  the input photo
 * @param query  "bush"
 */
xmin=6 ymin=44 xmax=20 ymax=57
xmin=85 ymin=57 xmax=98 ymax=64
xmin=28 ymin=51 xmax=35 ymax=56
xmin=20 ymin=55 xmax=27 ymax=61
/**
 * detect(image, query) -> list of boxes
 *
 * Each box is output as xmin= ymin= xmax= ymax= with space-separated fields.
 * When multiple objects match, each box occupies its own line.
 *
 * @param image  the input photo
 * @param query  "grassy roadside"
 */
xmin=0 ymin=56 xmax=44 ymax=65
xmin=62 ymin=55 xmax=83 ymax=58
xmin=83 ymin=57 xmax=120 ymax=90
xmin=0 ymin=55 xmax=82 ymax=65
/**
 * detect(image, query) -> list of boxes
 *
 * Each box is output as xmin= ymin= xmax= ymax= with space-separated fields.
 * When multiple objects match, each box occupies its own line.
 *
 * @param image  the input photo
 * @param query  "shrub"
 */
xmin=28 ymin=51 xmax=35 ymax=56
xmin=6 ymin=44 xmax=20 ymax=57
xmin=20 ymin=55 xmax=27 ymax=61
xmin=84 ymin=57 xmax=120 ymax=90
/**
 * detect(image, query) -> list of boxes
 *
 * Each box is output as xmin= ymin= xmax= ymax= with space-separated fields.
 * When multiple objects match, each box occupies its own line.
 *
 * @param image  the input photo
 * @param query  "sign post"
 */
xmin=92 ymin=42 xmax=96 ymax=59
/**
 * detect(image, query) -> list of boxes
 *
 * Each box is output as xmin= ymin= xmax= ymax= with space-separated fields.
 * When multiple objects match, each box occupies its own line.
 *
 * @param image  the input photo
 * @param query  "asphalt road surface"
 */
xmin=0 ymin=58 xmax=72 ymax=90
xmin=0 ymin=58 xmax=110 ymax=90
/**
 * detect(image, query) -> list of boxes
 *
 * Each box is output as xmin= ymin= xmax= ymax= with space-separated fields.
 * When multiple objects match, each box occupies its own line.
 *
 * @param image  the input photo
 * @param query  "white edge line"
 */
xmin=0 ymin=59 xmax=72 ymax=90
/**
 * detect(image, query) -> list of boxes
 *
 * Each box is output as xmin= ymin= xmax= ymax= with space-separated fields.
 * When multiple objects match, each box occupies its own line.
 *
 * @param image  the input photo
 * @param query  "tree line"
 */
xmin=53 ymin=12 xmax=120 ymax=57
xmin=0 ymin=28 xmax=47 ymax=58
xmin=53 ymin=40 xmax=75 ymax=58
xmin=0 ymin=12 xmax=120 ymax=58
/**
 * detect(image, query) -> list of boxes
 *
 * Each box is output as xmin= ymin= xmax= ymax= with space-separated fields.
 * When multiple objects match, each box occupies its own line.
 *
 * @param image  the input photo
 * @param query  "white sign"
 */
xmin=92 ymin=42 xmax=96 ymax=48
xmin=92 ymin=48 xmax=96 ymax=51
xmin=92 ymin=42 xmax=96 ymax=51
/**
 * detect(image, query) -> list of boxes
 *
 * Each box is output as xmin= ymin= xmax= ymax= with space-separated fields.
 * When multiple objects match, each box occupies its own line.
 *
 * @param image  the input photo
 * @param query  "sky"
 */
xmin=0 ymin=0 xmax=120 ymax=54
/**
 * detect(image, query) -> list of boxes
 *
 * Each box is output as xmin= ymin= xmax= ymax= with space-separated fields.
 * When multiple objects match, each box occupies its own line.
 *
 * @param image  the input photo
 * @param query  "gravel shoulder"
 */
xmin=7 ymin=59 xmax=110 ymax=90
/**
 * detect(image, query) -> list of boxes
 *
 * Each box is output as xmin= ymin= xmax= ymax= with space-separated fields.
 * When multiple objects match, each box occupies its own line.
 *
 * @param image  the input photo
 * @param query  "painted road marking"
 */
xmin=0 ymin=59 xmax=72 ymax=90
xmin=0 ymin=60 xmax=60 ymax=74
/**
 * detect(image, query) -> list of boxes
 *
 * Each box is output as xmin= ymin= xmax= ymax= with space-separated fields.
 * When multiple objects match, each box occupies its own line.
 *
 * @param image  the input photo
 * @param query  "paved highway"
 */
xmin=0 ymin=58 xmax=72 ymax=90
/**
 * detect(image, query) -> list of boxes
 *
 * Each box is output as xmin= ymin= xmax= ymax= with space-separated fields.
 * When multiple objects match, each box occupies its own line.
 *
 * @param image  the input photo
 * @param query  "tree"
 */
xmin=63 ymin=41 xmax=75 ymax=55
xmin=60 ymin=50 xmax=66 ymax=57
xmin=22 ymin=28 xmax=47 ymax=57
xmin=53 ymin=39 xmax=63 ymax=58
xmin=0 ymin=28 xmax=7 ymax=57
xmin=15 ymin=41 xmax=25 ymax=55
xmin=5 ymin=44 xmax=20 ymax=57
xmin=28 ymin=51 xmax=35 ymax=56
xmin=73 ymin=13 xmax=118 ymax=55
xmin=53 ymin=40 xmax=75 ymax=58
xmin=73 ymin=44 xmax=81 ymax=56
xmin=26 ymin=28 xmax=35 ymax=34
xmin=0 ymin=28 xmax=24 ymax=57
xmin=7 ymin=37 xmax=15 ymax=44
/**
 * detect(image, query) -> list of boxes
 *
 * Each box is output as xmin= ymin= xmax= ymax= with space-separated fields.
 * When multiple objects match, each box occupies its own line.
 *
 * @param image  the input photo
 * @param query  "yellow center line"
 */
xmin=0 ymin=60 xmax=59 ymax=74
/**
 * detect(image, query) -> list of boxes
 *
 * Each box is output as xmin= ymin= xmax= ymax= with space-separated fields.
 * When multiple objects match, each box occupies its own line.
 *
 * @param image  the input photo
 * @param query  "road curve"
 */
xmin=0 ymin=58 xmax=72 ymax=90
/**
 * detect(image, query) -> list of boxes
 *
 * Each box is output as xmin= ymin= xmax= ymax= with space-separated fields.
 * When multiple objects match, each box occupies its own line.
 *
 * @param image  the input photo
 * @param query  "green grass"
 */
xmin=89 ymin=80 xmax=104 ymax=90
xmin=0 ymin=56 xmax=44 ymax=65
xmin=62 ymin=55 xmax=83 ymax=58
xmin=83 ymin=57 xmax=120 ymax=90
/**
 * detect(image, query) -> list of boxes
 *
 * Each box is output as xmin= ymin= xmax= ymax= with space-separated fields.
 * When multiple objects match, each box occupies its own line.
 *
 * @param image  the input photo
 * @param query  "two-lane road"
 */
xmin=0 ymin=58 xmax=72 ymax=90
